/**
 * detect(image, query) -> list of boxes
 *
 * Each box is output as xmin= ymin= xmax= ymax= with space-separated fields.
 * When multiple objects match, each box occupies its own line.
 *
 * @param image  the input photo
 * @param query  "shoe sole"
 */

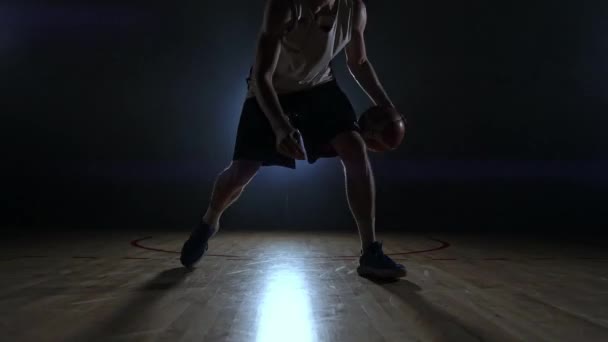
xmin=356 ymin=265 xmax=407 ymax=279
xmin=180 ymin=256 xmax=200 ymax=269
xmin=180 ymin=241 xmax=208 ymax=269
xmin=180 ymin=224 xmax=215 ymax=268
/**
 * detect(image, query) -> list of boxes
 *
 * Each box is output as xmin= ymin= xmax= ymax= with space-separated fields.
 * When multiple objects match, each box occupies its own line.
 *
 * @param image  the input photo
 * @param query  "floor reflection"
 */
xmin=256 ymin=266 xmax=316 ymax=342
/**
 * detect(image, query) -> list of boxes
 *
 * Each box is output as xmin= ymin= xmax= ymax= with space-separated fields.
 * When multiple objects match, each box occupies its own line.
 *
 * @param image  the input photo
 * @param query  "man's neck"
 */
xmin=308 ymin=0 xmax=337 ymax=15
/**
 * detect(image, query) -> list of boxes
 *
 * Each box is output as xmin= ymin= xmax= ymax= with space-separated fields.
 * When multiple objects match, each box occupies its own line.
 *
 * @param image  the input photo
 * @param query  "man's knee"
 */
xmin=332 ymin=131 xmax=369 ymax=166
xmin=224 ymin=160 xmax=261 ymax=187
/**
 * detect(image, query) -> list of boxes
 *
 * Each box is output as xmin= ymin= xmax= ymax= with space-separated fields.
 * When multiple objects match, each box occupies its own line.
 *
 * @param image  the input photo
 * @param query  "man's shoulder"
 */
xmin=260 ymin=0 xmax=297 ymax=35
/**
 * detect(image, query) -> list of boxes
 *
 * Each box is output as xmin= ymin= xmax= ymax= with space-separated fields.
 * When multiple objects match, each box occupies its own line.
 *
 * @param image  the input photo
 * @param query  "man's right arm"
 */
xmin=251 ymin=0 xmax=306 ymax=160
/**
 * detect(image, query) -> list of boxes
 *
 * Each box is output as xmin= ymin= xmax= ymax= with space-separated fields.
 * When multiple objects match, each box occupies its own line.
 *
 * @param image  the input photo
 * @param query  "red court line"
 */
xmin=130 ymin=236 xmax=451 ymax=259
xmin=72 ymin=256 xmax=98 ymax=259
xmin=130 ymin=237 xmax=244 ymax=258
xmin=123 ymin=257 xmax=151 ymax=260
xmin=388 ymin=237 xmax=451 ymax=255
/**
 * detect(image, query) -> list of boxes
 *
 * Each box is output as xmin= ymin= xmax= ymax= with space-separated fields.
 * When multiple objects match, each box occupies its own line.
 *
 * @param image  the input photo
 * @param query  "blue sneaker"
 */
xmin=180 ymin=222 xmax=213 ymax=268
xmin=357 ymin=241 xmax=407 ymax=279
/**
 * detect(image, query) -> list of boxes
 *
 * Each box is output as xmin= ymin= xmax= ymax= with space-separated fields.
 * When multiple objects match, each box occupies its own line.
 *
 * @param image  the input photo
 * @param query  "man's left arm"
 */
xmin=345 ymin=0 xmax=394 ymax=109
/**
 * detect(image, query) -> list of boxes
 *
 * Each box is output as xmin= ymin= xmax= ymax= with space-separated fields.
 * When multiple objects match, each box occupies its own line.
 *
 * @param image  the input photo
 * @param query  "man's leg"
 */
xmin=331 ymin=131 xmax=376 ymax=250
xmin=331 ymin=130 xmax=406 ymax=278
xmin=203 ymin=160 xmax=261 ymax=232
xmin=181 ymin=160 xmax=260 ymax=267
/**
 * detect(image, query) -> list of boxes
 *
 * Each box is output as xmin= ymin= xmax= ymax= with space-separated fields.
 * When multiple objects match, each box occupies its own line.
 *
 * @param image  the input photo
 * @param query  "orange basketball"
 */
xmin=358 ymin=106 xmax=406 ymax=152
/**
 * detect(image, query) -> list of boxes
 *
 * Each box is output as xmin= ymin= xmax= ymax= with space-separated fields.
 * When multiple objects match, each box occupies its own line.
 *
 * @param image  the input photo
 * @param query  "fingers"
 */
xmin=277 ymin=140 xmax=295 ymax=159
xmin=290 ymin=131 xmax=306 ymax=159
xmin=277 ymin=133 xmax=306 ymax=160
xmin=278 ymin=139 xmax=305 ymax=160
xmin=277 ymin=143 xmax=293 ymax=159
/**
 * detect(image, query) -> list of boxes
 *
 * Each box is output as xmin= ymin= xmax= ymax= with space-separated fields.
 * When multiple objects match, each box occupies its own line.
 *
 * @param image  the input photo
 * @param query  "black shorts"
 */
xmin=233 ymin=80 xmax=359 ymax=169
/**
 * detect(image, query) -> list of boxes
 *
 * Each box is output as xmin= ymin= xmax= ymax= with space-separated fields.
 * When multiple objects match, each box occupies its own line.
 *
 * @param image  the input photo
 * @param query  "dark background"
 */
xmin=2 ymin=1 xmax=607 ymax=233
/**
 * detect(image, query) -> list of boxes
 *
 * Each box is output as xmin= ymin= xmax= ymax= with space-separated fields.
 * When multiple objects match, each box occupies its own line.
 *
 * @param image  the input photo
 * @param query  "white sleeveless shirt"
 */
xmin=247 ymin=0 xmax=354 ymax=98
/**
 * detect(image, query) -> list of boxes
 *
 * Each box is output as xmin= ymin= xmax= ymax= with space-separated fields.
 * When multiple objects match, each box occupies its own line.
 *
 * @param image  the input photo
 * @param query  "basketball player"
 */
xmin=180 ymin=0 xmax=406 ymax=279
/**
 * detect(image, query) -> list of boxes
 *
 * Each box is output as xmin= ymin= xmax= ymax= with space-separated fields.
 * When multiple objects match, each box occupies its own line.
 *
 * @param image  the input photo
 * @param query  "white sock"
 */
xmin=202 ymin=211 xmax=220 ymax=237
xmin=203 ymin=209 xmax=219 ymax=224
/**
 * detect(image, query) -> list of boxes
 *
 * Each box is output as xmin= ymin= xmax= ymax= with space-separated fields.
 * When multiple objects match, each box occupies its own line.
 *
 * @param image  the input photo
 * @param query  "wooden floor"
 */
xmin=0 ymin=230 xmax=607 ymax=342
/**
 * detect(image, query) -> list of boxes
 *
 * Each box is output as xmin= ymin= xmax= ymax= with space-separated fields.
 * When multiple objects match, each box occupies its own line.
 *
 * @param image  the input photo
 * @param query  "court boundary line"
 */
xmin=129 ymin=236 xmax=451 ymax=259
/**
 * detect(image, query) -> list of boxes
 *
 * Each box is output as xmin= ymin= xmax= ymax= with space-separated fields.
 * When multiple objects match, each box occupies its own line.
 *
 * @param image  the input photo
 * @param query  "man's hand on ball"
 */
xmin=378 ymin=105 xmax=406 ymax=124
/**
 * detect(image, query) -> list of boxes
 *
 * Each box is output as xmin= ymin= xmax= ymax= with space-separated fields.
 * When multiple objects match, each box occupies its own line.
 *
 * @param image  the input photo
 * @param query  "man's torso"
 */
xmin=247 ymin=0 xmax=354 ymax=98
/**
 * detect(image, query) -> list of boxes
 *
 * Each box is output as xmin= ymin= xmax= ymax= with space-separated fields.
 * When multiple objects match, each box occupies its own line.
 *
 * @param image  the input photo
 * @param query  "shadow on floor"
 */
xmin=67 ymin=267 xmax=191 ymax=342
xmin=366 ymin=277 xmax=505 ymax=342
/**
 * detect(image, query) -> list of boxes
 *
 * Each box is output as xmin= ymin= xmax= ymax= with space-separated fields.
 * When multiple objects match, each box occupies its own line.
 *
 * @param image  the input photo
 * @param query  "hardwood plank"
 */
xmin=0 ymin=231 xmax=606 ymax=341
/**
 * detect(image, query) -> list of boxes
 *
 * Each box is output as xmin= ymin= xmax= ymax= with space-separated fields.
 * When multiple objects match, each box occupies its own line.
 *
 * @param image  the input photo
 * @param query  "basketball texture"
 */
xmin=358 ymin=106 xmax=406 ymax=152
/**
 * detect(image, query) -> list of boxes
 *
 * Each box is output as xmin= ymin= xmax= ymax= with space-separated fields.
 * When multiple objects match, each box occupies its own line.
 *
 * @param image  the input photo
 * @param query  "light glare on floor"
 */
xmin=256 ymin=268 xmax=315 ymax=342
